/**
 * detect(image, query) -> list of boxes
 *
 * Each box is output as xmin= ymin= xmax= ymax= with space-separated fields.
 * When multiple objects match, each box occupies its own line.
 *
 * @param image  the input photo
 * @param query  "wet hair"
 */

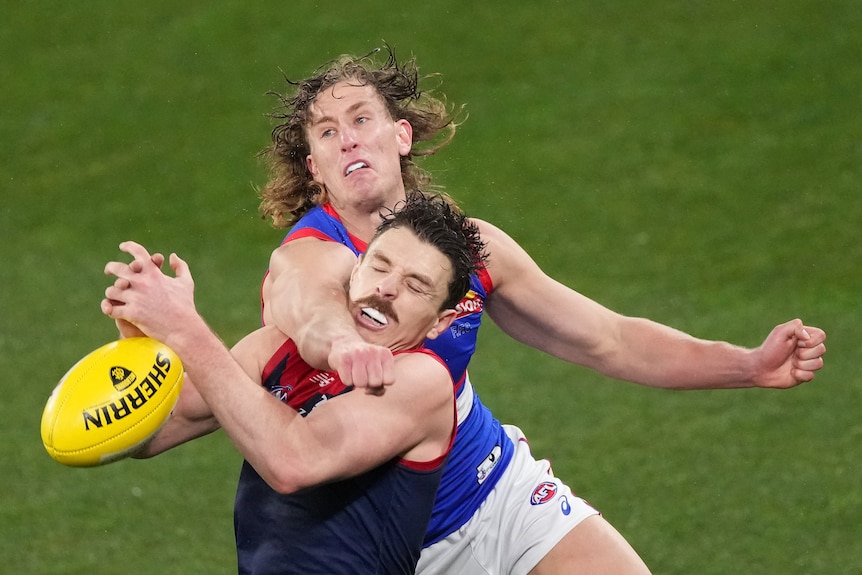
xmin=259 ymin=46 xmax=462 ymax=228
xmin=370 ymin=192 xmax=487 ymax=310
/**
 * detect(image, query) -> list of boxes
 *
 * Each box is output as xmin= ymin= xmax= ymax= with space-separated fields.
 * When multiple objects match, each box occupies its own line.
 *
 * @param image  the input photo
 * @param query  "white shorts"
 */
xmin=416 ymin=424 xmax=599 ymax=575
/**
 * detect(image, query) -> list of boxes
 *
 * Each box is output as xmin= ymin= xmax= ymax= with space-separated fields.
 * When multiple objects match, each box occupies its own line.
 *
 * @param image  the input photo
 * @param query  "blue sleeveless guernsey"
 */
xmin=234 ymin=339 xmax=452 ymax=574
xmin=276 ymin=204 xmax=514 ymax=546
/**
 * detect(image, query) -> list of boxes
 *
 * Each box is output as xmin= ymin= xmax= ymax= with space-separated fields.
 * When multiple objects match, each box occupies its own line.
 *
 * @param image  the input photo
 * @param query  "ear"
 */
xmin=425 ymin=309 xmax=457 ymax=341
xmin=395 ymin=119 xmax=413 ymax=157
xmin=306 ymin=154 xmax=318 ymax=178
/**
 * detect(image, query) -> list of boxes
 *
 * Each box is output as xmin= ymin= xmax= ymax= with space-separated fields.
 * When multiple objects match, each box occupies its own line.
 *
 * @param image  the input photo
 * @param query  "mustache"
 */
xmin=353 ymin=295 xmax=398 ymax=323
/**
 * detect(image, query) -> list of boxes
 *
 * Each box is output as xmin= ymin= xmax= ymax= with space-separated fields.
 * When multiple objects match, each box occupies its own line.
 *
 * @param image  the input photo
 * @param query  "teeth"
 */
xmin=361 ymin=307 xmax=387 ymax=326
xmin=346 ymin=161 xmax=367 ymax=176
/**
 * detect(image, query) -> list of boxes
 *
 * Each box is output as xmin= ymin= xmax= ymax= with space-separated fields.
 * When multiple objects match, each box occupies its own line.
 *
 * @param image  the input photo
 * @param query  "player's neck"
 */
xmin=329 ymin=193 xmax=405 ymax=242
xmin=336 ymin=209 xmax=383 ymax=243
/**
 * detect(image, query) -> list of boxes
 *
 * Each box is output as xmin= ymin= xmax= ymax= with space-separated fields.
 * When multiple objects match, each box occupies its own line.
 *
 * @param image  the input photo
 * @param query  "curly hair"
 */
xmin=259 ymin=46 xmax=462 ymax=228
xmin=373 ymin=192 xmax=487 ymax=311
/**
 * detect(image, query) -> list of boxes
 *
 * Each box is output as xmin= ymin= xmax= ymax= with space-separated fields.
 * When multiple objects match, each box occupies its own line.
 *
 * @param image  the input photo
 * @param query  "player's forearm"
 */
xmin=269 ymin=283 xmax=361 ymax=371
xmin=132 ymin=412 xmax=219 ymax=458
xmin=606 ymin=317 xmax=759 ymax=390
xmin=163 ymin=320 xmax=326 ymax=492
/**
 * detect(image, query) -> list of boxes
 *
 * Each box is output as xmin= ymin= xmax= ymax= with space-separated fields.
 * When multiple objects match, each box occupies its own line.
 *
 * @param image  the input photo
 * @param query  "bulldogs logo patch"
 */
xmin=530 ymin=481 xmax=558 ymax=505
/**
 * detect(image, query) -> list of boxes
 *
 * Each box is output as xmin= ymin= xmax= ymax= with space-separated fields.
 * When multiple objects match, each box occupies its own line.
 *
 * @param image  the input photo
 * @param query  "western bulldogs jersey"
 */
xmin=277 ymin=204 xmax=515 ymax=546
xmin=234 ymin=338 xmax=450 ymax=574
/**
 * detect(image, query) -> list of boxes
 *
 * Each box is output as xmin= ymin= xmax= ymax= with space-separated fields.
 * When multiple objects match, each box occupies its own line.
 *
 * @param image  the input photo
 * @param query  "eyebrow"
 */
xmin=371 ymin=252 xmax=436 ymax=290
xmin=309 ymin=101 xmax=369 ymax=128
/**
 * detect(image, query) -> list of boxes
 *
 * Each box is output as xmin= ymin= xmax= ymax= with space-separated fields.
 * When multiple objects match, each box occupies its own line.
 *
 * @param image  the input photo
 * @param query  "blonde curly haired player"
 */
xmin=253 ymin=46 xmax=826 ymax=575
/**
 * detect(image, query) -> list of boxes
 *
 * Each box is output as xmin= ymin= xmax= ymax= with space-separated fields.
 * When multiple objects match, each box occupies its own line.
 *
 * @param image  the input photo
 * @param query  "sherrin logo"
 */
xmin=82 ymin=351 xmax=174 ymax=430
xmin=109 ymin=366 xmax=136 ymax=391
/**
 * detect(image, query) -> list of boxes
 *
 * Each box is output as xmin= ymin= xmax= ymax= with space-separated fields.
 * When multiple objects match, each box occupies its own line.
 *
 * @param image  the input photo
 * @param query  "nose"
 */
xmin=340 ymin=124 xmax=358 ymax=151
xmin=376 ymin=272 xmax=399 ymax=299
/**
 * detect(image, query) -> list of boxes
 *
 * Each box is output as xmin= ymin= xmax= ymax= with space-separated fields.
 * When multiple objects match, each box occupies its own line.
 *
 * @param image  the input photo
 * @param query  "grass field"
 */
xmin=2 ymin=1 xmax=859 ymax=573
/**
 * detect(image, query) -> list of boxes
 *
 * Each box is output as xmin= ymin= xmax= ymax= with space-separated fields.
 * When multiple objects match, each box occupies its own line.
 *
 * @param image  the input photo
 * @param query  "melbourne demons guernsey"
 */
xmin=276 ymin=204 xmax=515 ymax=546
xmin=234 ymin=338 xmax=451 ymax=574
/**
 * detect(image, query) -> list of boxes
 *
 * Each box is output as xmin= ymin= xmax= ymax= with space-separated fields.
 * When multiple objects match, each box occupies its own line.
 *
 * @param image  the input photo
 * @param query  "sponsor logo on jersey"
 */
xmin=454 ymin=290 xmax=484 ymax=319
xmin=310 ymin=372 xmax=335 ymax=388
xmin=530 ymin=481 xmax=558 ymax=505
xmin=476 ymin=444 xmax=502 ymax=485
xmin=450 ymin=321 xmax=476 ymax=339
xmin=560 ymin=495 xmax=572 ymax=515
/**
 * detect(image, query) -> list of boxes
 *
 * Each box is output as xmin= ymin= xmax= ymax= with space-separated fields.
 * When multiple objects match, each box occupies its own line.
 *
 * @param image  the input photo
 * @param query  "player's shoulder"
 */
xmin=270 ymin=233 xmax=357 ymax=271
xmin=393 ymin=350 xmax=453 ymax=389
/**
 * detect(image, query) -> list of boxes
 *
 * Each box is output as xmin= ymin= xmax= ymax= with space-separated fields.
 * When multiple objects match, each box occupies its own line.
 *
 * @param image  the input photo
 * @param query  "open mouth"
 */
xmin=345 ymin=161 xmax=368 ymax=176
xmin=361 ymin=307 xmax=388 ymax=326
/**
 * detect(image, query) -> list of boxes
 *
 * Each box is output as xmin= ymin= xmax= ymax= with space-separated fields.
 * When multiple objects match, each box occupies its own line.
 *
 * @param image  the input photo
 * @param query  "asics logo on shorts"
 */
xmin=530 ymin=481 xmax=558 ymax=505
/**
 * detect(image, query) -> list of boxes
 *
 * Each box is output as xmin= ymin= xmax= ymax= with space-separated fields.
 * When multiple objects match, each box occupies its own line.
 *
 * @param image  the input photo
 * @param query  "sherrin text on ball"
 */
xmin=40 ymin=337 xmax=184 ymax=467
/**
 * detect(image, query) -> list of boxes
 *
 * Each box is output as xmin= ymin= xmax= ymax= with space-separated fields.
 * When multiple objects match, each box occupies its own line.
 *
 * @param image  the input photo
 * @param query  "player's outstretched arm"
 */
xmin=264 ymin=239 xmax=395 ymax=389
xmin=477 ymin=219 xmax=826 ymax=390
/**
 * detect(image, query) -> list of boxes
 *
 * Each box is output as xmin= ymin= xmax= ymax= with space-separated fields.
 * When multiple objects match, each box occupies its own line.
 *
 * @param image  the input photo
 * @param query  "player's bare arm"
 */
xmin=477 ymin=219 xmax=826 ymax=390
xmin=264 ymin=237 xmax=396 ymax=389
xmin=104 ymin=242 xmax=452 ymax=493
xmin=267 ymin=352 xmax=455 ymax=489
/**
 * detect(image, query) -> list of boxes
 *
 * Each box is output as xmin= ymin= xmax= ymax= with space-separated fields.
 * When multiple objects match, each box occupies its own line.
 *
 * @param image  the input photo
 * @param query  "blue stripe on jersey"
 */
xmin=285 ymin=204 xmax=362 ymax=256
xmin=422 ymin=378 xmax=513 ymax=546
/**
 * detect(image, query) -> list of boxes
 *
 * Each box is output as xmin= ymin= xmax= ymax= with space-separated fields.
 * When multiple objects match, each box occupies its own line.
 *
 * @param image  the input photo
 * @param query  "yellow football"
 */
xmin=41 ymin=337 xmax=184 ymax=467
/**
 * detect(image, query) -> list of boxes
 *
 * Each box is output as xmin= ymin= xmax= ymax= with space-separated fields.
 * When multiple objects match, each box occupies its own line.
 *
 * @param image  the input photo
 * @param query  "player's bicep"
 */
xmin=301 ymin=356 xmax=452 ymax=482
xmin=478 ymin=218 xmax=620 ymax=366
xmin=263 ymin=238 xmax=358 ymax=324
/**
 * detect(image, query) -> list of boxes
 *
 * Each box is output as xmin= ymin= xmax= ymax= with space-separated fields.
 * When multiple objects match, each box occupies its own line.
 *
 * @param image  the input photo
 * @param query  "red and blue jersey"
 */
xmin=234 ymin=338 xmax=450 ymax=574
xmin=274 ymin=204 xmax=515 ymax=546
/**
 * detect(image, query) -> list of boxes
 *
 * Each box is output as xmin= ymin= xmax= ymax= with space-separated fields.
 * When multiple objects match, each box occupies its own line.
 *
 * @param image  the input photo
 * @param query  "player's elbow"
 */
xmin=262 ymin=460 xmax=327 ymax=495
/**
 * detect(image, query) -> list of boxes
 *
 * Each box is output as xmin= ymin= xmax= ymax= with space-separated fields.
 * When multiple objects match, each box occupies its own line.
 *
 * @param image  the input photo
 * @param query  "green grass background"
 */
xmin=2 ymin=1 xmax=859 ymax=573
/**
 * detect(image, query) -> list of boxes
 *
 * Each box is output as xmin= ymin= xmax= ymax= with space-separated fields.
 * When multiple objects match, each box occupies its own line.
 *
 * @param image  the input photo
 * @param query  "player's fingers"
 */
xmin=351 ymin=360 xmax=372 ymax=389
xmin=104 ymin=260 xmax=134 ymax=279
xmin=102 ymin=297 xmax=129 ymax=321
xmin=790 ymin=367 xmax=816 ymax=384
xmin=104 ymin=283 xmax=120 ymax=300
xmin=794 ymin=355 xmax=825 ymax=373
xmin=360 ymin=347 xmax=396 ymax=389
xmin=363 ymin=358 xmax=383 ymax=389
xmin=118 ymin=240 xmax=151 ymax=260
xmin=379 ymin=351 xmax=396 ymax=387
xmin=337 ymin=357 xmax=354 ymax=387
xmin=796 ymin=342 xmax=826 ymax=361
xmin=168 ymin=253 xmax=196 ymax=290
xmin=798 ymin=326 xmax=826 ymax=347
